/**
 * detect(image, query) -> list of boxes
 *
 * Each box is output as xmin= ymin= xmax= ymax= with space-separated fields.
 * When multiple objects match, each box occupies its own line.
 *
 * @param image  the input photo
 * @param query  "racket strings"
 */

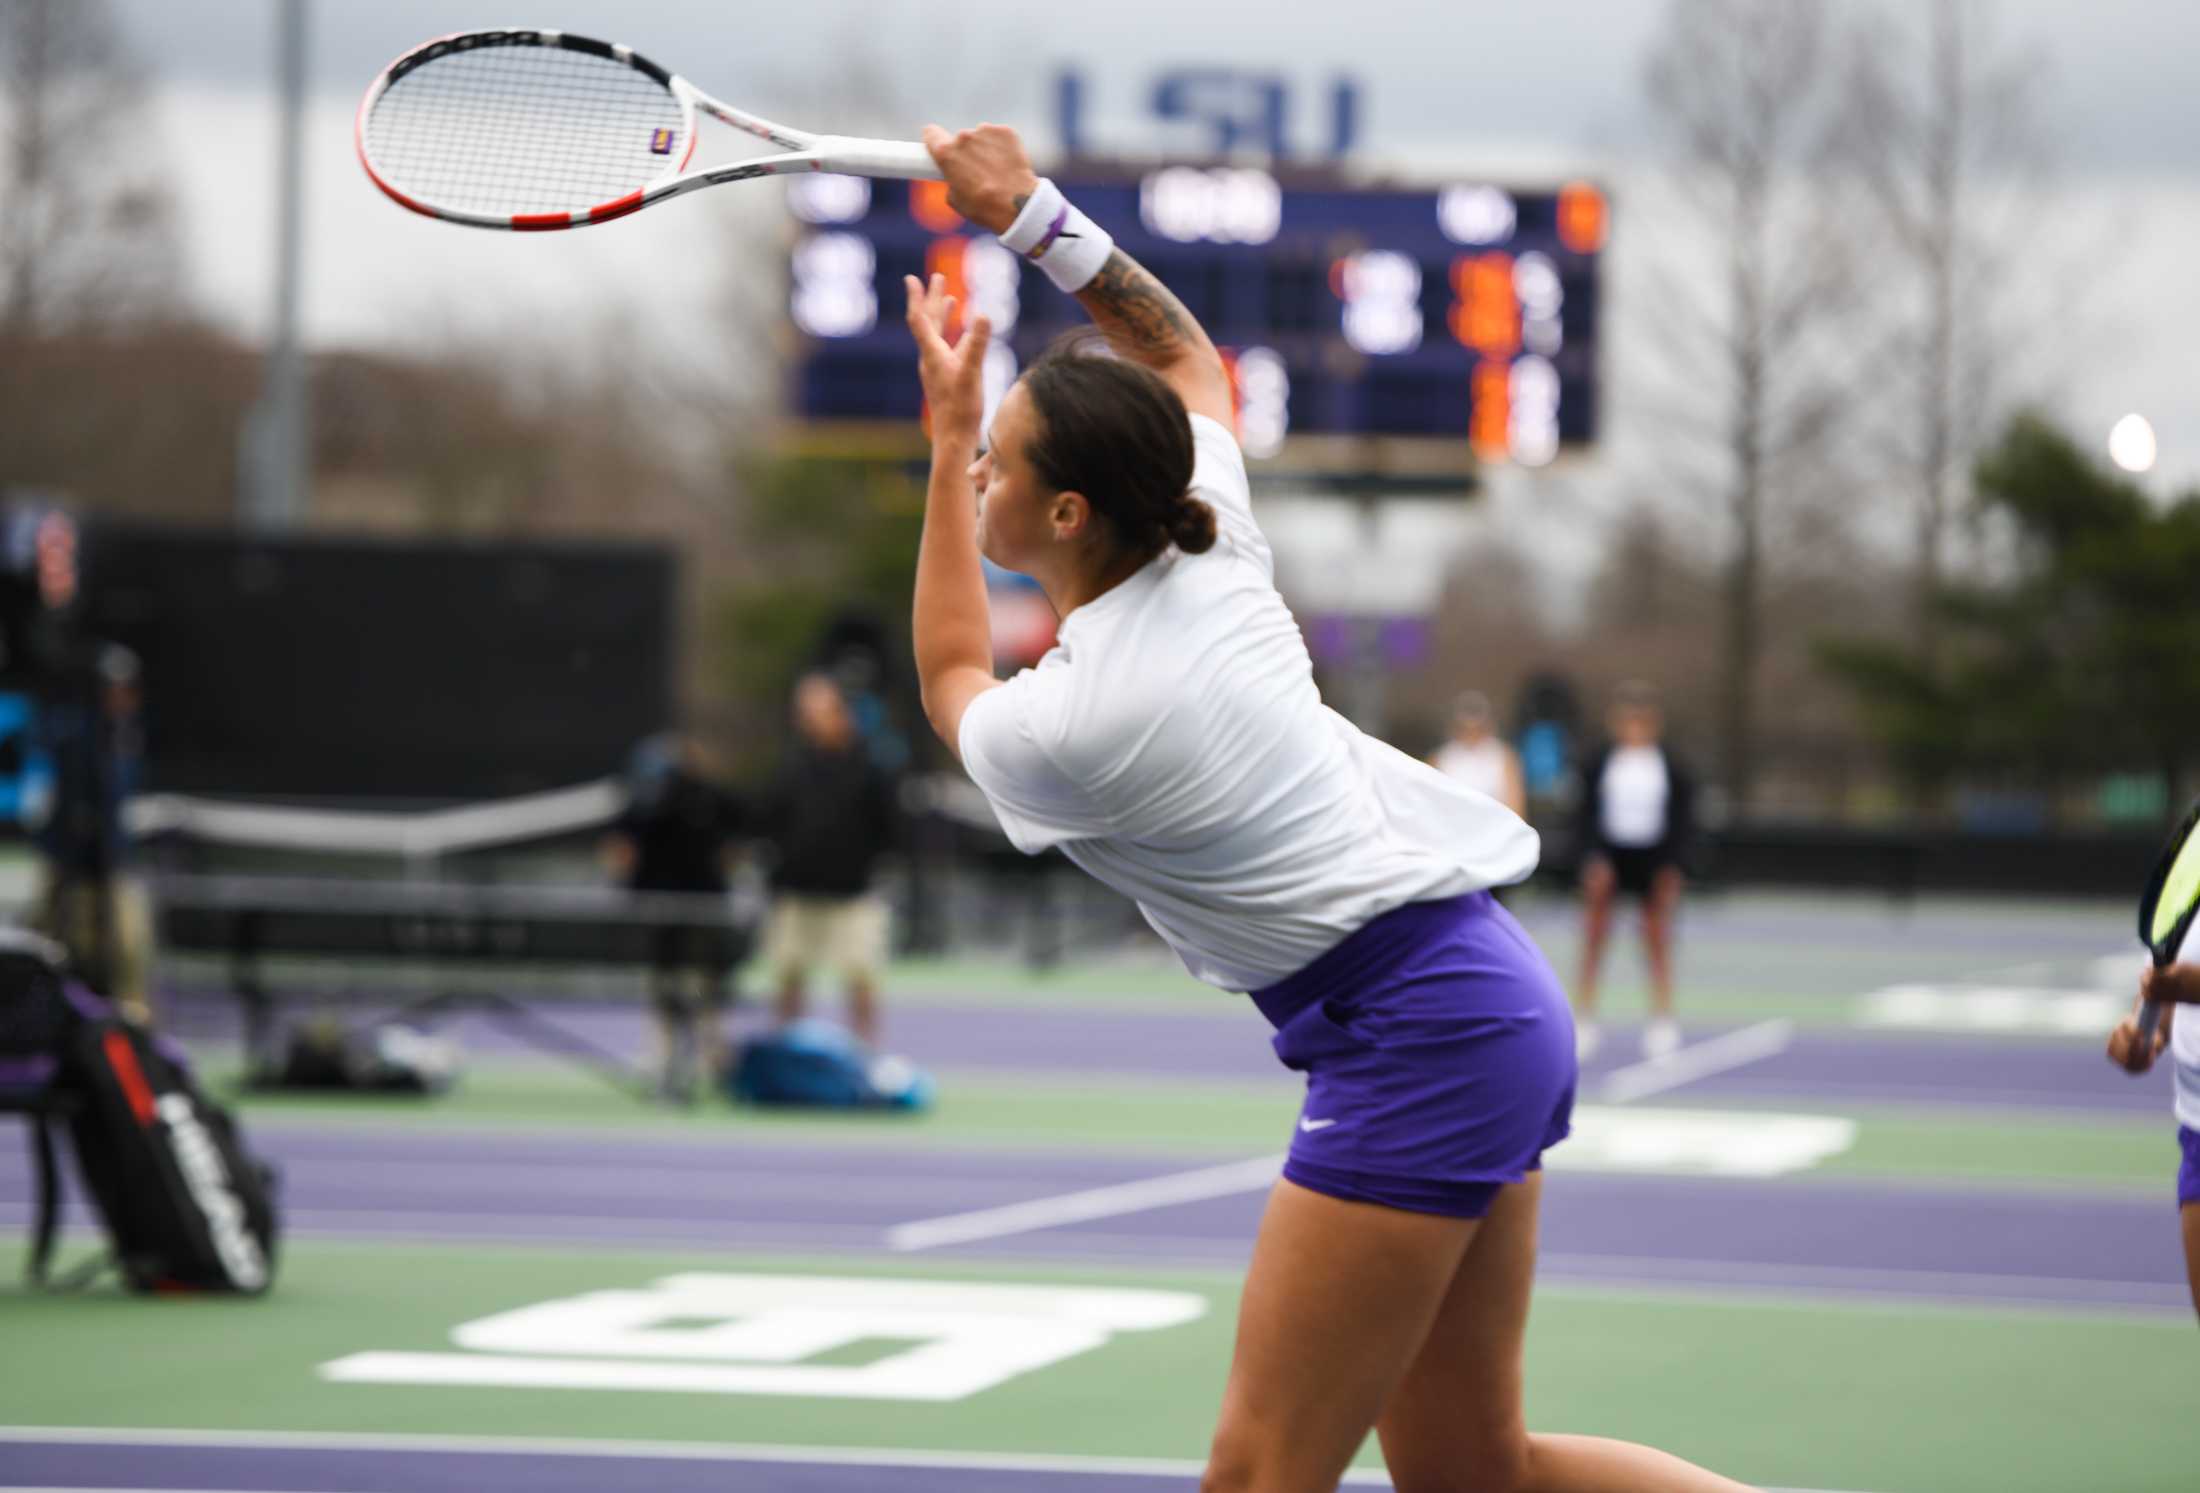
xmin=365 ymin=43 xmax=690 ymax=218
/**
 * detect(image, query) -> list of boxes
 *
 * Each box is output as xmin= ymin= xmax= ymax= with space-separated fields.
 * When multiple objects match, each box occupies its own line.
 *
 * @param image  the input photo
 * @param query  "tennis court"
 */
xmin=5 ymin=890 xmax=2195 ymax=1493
xmin=11 ymin=4 xmax=2200 ymax=1492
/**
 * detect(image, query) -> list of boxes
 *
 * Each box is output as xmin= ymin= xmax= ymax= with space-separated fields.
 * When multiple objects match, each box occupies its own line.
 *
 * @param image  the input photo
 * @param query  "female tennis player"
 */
xmin=906 ymin=123 xmax=1751 ymax=1492
xmin=2108 ymin=963 xmax=2200 ymax=1320
xmin=1572 ymin=683 xmax=1697 ymax=1063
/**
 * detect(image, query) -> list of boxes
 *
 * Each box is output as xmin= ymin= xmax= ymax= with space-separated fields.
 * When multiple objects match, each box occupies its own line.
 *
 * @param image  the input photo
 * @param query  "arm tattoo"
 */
xmin=1075 ymin=249 xmax=1211 ymax=366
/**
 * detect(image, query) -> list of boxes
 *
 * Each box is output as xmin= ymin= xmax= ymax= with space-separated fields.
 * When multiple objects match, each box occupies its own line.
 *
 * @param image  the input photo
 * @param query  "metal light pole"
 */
xmin=241 ymin=0 xmax=310 ymax=529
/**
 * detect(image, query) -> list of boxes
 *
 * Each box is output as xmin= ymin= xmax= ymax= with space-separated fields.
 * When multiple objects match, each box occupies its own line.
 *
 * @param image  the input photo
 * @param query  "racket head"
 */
xmin=357 ymin=29 xmax=699 ymax=230
xmin=2137 ymin=796 xmax=2200 ymax=965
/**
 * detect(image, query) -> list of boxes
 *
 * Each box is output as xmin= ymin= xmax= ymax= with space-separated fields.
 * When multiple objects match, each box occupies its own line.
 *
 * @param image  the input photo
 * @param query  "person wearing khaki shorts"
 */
xmin=763 ymin=675 xmax=900 ymax=1046
xmin=764 ymin=891 xmax=890 ymax=1037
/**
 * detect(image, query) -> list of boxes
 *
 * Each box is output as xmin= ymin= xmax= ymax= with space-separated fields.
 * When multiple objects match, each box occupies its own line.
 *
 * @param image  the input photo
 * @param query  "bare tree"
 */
xmin=1841 ymin=0 xmax=2054 ymax=661
xmin=0 ymin=0 xmax=182 ymax=334
xmin=1636 ymin=0 xmax=1859 ymax=812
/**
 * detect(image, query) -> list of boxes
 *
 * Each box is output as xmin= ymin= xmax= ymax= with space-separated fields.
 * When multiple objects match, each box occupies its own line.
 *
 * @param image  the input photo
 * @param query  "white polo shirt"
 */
xmin=1433 ymin=737 xmax=1512 ymax=805
xmin=958 ymin=414 xmax=1539 ymax=992
xmin=1598 ymin=746 xmax=1671 ymax=849
xmin=2172 ymin=1007 xmax=2200 ymax=1132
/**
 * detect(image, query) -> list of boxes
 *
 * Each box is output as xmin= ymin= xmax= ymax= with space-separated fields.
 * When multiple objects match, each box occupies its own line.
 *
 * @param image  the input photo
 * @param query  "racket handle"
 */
xmin=2136 ymin=996 xmax=2165 ymax=1046
xmin=811 ymin=136 xmax=942 ymax=181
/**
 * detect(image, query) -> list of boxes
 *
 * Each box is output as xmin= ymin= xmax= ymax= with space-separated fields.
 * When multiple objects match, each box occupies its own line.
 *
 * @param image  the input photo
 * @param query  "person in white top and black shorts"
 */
xmin=1429 ymin=691 xmax=1526 ymax=818
xmin=1572 ymin=681 xmax=1696 ymax=1063
xmin=903 ymin=123 xmax=1749 ymax=1493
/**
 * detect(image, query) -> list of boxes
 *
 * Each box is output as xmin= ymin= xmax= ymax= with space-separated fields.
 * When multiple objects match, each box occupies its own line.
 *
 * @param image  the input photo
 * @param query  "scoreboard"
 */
xmin=784 ymin=164 xmax=1604 ymax=479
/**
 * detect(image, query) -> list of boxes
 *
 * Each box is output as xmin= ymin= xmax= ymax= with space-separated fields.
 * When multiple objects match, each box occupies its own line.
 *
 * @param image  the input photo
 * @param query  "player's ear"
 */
xmin=1051 ymin=491 xmax=1092 ymax=542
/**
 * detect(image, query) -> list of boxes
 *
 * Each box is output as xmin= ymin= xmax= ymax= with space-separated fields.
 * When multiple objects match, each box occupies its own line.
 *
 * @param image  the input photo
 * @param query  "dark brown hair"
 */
xmin=1020 ymin=337 xmax=1216 ymax=561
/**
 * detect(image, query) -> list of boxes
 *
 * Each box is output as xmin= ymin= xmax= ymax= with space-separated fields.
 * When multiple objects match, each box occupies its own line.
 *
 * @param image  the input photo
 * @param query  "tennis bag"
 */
xmin=62 ymin=1016 xmax=280 ymax=1293
xmin=727 ymin=1019 xmax=933 ymax=1111
xmin=0 ymin=930 xmax=74 ymax=1092
xmin=0 ymin=932 xmax=83 ymax=1286
xmin=0 ymin=929 xmax=279 ymax=1293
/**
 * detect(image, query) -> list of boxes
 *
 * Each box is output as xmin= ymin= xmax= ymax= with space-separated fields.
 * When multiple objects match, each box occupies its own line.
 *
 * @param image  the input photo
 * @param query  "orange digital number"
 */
xmin=1557 ymin=182 xmax=1607 ymax=254
xmin=1450 ymin=252 xmax=1519 ymax=358
xmin=910 ymin=179 xmax=964 ymax=233
xmin=1470 ymin=358 xmax=1511 ymax=462
xmin=925 ymin=236 xmax=970 ymax=340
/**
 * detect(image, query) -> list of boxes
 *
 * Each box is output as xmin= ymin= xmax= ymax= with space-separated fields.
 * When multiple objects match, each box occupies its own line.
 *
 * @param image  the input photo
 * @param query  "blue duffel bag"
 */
xmin=726 ymin=1020 xmax=933 ymax=1111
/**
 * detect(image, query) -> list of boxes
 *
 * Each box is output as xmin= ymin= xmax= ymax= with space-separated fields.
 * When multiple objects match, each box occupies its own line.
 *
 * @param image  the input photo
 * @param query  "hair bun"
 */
xmin=1168 ymin=494 xmax=1218 ymax=555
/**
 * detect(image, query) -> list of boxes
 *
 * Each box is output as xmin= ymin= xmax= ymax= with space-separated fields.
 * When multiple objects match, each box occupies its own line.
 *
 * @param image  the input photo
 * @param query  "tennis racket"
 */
xmin=2129 ymin=797 xmax=2200 ymax=1070
xmin=356 ymin=28 xmax=941 ymax=231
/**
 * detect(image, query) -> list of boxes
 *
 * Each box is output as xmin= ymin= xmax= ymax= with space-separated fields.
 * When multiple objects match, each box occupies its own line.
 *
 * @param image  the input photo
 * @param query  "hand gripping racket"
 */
xmin=356 ymin=29 xmax=941 ymax=231
xmin=2130 ymin=797 xmax=2200 ymax=1070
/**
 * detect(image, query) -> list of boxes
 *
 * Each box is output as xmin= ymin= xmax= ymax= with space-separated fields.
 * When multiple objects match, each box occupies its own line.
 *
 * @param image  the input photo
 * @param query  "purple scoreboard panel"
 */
xmin=785 ymin=165 xmax=1604 ymax=476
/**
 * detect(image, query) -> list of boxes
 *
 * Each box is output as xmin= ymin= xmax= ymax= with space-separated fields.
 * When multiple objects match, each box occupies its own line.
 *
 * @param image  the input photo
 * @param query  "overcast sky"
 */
xmin=113 ymin=0 xmax=2200 ymax=175
xmin=103 ymin=0 xmax=2200 ymax=534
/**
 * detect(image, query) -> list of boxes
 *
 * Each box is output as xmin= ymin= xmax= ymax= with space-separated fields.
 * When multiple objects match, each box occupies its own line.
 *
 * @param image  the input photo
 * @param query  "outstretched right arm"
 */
xmin=1070 ymin=247 xmax=1234 ymax=426
xmin=923 ymin=124 xmax=1234 ymax=428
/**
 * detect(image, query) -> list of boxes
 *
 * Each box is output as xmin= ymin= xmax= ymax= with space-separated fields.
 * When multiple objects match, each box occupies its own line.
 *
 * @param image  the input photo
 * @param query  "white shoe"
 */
xmin=1574 ymin=1022 xmax=1602 ymax=1062
xmin=1643 ymin=1019 xmax=1682 ymax=1062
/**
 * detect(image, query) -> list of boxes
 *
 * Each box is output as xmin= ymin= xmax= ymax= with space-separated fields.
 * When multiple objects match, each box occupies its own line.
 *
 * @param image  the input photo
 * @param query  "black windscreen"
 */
xmin=82 ymin=527 xmax=674 ymax=800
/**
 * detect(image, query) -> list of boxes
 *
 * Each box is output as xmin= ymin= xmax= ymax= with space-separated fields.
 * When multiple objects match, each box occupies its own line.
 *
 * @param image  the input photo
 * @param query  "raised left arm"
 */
xmin=903 ymin=271 xmax=1000 ymax=756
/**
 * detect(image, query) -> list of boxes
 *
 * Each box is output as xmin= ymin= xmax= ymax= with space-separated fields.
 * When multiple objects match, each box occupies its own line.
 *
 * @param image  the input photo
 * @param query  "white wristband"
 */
xmin=998 ymin=177 xmax=1114 ymax=293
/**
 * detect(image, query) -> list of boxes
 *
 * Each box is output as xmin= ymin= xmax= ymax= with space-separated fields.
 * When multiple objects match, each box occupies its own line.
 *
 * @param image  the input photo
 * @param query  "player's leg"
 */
xmin=2175 ymin=1135 xmax=2200 ymax=1323
xmin=683 ymin=927 xmax=731 ymax=1081
xmin=1202 ymin=1178 xmax=1478 ymax=1493
xmin=2178 ymin=1203 xmax=2200 ymax=1321
xmin=56 ymin=876 xmax=111 ymax=999
xmin=109 ymin=875 xmax=157 ymax=1026
xmin=647 ymin=925 xmax=696 ymax=1102
xmin=1376 ymin=1173 xmax=1754 ymax=1493
xmin=1573 ymin=857 xmax=1616 ymax=1058
xmin=1640 ymin=863 xmax=1683 ymax=1059
xmin=769 ymin=898 xmax=812 ymax=1027
xmin=846 ymin=975 xmax=880 ymax=1046
xmin=835 ymin=894 xmax=889 ymax=1047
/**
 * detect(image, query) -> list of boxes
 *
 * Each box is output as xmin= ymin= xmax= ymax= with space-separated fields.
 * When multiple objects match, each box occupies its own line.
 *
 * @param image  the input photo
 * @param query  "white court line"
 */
xmin=886 ymin=1154 xmax=1284 ymax=1252
xmin=888 ymin=1020 xmax=1804 ymax=1250
xmin=1538 ymin=1252 xmax=2194 ymax=1312
xmin=1597 ymin=1019 xmax=1795 ymax=1105
xmin=0 ymin=1426 xmax=1368 ymax=1483
xmin=0 ymin=1426 xmax=1875 ymax=1491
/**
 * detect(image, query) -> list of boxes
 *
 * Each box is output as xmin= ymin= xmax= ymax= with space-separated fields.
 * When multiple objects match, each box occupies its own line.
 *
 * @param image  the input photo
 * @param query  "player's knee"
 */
xmin=1388 ymin=1424 xmax=1529 ymax=1493
xmin=1199 ymin=1424 xmax=1279 ymax=1493
xmin=1477 ymin=1428 xmax=1532 ymax=1493
xmin=1198 ymin=1446 xmax=1254 ymax=1493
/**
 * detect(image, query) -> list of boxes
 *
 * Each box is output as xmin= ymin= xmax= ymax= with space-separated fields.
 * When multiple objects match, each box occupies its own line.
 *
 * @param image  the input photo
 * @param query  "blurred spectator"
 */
xmin=31 ymin=643 xmax=152 ymax=1023
xmin=760 ymin=674 xmax=899 ymax=1047
xmin=605 ymin=730 xmax=745 ymax=1103
xmin=1571 ymin=680 xmax=1698 ymax=1064
xmin=1429 ymin=690 xmax=1527 ymax=817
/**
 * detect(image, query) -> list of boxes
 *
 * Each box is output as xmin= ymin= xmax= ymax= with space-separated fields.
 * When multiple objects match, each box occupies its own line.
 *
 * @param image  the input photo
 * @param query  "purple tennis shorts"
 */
xmin=1250 ymin=890 xmax=1577 ymax=1219
xmin=2179 ymin=1126 xmax=2200 ymax=1208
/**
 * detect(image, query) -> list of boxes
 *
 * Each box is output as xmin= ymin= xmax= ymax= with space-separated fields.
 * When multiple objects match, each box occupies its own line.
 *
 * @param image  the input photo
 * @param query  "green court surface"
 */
xmin=195 ymin=1057 xmax=2173 ymax=1196
xmin=8 ymin=890 xmax=2195 ymax=1493
xmin=4 ymin=1242 xmax=2196 ymax=1492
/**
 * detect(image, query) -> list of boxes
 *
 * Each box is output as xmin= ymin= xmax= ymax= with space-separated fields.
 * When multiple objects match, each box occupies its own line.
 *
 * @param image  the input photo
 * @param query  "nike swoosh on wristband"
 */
xmin=1298 ymin=1117 xmax=1338 ymax=1132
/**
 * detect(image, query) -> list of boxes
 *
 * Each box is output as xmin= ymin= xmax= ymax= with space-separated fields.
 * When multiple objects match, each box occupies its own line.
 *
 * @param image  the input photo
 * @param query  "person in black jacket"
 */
xmin=32 ymin=643 xmax=153 ymax=1024
xmin=1571 ymin=681 xmax=1696 ymax=1064
xmin=761 ymin=674 xmax=900 ymax=1046
xmin=605 ymin=731 xmax=745 ymax=1102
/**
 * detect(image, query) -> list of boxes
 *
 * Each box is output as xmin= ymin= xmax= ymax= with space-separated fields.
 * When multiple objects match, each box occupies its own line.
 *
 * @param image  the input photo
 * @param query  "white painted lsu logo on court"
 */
xmin=321 ymin=1273 xmax=1207 ymax=1402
